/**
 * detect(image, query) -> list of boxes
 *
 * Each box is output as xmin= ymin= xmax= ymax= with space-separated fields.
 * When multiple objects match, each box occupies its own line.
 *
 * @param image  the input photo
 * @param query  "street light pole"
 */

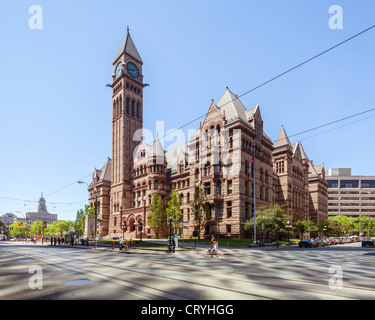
xmin=139 ymin=220 xmax=143 ymax=242
xmin=94 ymin=196 xmax=98 ymax=249
xmin=286 ymin=220 xmax=292 ymax=243
xmin=168 ymin=216 xmax=172 ymax=245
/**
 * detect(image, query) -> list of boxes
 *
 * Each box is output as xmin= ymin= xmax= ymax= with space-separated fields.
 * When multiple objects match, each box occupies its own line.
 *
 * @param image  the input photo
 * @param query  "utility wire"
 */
xmin=289 ymin=108 xmax=375 ymax=139
xmin=44 ymin=172 xmax=93 ymax=198
xmin=3 ymin=26 xmax=375 ymax=210
xmin=160 ymin=24 xmax=375 ymax=141
xmin=299 ymin=113 xmax=375 ymax=142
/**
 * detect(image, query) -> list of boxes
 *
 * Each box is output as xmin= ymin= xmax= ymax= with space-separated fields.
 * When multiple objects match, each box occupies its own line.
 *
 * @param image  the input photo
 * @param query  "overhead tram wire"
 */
xmin=273 ymin=107 xmax=375 ymax=145
xmin=43 ymin=172 xmax=93 ymax=198
xmin=160 ymin=24 xmax=375 ymax=142
xmin=298 ymin=112 xmax=375 ymax=142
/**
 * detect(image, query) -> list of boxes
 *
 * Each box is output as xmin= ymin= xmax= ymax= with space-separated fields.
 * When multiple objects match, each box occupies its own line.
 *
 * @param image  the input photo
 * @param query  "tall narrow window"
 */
xmin=227 ymin=180 xmax=233 ymax=194
xmin=136 ymin=101 xmax=140 ymax=119
xmin=227 ymin=201 xmax=232 ymax=218
xmin=126 ymin=97 xmax=130 ymax=114
xmin=131 ymin=99 xmax=135 ymax=117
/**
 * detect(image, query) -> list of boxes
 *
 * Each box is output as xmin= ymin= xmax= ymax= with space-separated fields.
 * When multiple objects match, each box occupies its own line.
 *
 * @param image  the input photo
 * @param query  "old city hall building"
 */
xmin=88 ymin=29 xmax=328 ymax=240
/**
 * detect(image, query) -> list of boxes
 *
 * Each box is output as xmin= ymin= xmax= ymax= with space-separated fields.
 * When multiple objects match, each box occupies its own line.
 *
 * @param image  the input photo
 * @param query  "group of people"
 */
xmin=209 ymin=235 xmax=220 ymax=257
xmin=49 ymin=236 xmax=77 ymax=246
xmin=113 ymin=238 xmax=133 ymax=251
xmin=49 ymin=236 xmax=66 ymax=246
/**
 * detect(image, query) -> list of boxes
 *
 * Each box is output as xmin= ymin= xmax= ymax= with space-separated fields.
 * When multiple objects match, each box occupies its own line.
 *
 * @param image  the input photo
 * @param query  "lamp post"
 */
xmin=286 ymin=220 xmax=292 ymax=244
xmin=167 ymin=216 xmax=173 ymax=245
xmin=323 ymin=225 xmax=327 ymax=238
xmin=121 ymin=222 xmax=126 ymax=240
xmin=139 ymin=220 xmax=143 ymax=242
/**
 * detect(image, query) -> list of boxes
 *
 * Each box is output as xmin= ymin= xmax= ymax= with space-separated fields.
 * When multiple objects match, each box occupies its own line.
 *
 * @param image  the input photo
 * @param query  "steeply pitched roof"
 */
xmin=150 ymin=136 xmax=165 ymax=159
xmin=114 ymin=27 xmax=143 ymax=63
xmin=216 ymin=87 xmax=247 ymax=122
xmin=98 ymin=158 xmax=112 ymax=183
xmin=274 ymin=126 xmax=291 ymax=148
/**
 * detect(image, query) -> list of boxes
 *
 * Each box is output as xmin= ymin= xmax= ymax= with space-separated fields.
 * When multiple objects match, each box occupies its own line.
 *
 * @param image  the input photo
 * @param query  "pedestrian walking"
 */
xmin=111 ymin=241 xmax=114 ymax=250
xmin=209 ymin=235 xmax=215 ymax=253
xmin=119 ymin=238 xmax=122 ymax=251
xmin=87 ymin=237 xmax=89 ymax=247
xmin=172 ymin=239 xmax=176 ymax=253
xmin=211 ymin=239 xmax=219 ymax=257
xmin=50 ymin=237 xmax=53 ymax=246
xmin=129 ymin=239 xmax=133 ymax=249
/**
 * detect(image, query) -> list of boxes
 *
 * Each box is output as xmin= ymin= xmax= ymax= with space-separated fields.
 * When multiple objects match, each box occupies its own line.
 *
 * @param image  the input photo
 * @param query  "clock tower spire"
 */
xmin=109 ymin=28 xmax=145 ymax=237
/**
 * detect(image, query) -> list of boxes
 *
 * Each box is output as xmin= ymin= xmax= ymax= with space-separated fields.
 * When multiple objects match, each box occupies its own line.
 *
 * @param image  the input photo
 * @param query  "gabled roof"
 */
xmin=216 ymin=87 xmax=247 ymax=122
xmin=114 ymin=27 xmax=143 ymax=63
xmin=98 ymin=158 xmax=112 ymax=183
xmin=274 ymin=126 xmax=291 ymax=148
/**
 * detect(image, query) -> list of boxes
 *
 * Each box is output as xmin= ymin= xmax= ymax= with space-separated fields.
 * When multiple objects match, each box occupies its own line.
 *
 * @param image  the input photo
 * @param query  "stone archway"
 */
xmin=128 ymin=216 xmax=136 ymax=232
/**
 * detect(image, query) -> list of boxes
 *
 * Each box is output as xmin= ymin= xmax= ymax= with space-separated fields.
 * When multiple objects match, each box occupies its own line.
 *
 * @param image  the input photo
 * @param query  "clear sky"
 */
xmin=1 ymin=0 xmax=374 ymax=221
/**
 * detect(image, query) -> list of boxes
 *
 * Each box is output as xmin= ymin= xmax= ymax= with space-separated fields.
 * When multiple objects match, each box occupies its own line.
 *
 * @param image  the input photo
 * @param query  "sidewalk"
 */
xmin=68 ymin=240 xmax=299 ymax=256
xmin=4 ymin=239 xmax=299 ymax=256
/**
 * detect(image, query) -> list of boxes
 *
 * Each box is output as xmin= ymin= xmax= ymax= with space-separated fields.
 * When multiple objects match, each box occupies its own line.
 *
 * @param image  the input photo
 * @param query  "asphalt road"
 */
xmin=1 ymin=241 xmax=375 ymax=301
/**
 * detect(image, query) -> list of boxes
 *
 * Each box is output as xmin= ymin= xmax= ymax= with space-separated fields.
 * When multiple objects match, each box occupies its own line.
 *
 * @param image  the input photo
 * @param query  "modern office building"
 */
xmin=326 ymin=168 xmax=375 ymax=217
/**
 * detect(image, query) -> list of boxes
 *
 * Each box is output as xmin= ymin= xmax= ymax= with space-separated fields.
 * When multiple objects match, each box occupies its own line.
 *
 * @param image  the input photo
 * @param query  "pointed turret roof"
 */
xmin=151 ymin=136 xmax=165 ymax=159
xmin=274 ymin=126 xmax=291 ymax=148
xmin=114 ymin=27 xmax=143 ymax=63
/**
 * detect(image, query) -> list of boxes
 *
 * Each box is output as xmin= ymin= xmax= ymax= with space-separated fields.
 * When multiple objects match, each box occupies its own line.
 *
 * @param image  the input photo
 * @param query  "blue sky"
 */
xmin=0 ymin=0 xmax=374 ymax=221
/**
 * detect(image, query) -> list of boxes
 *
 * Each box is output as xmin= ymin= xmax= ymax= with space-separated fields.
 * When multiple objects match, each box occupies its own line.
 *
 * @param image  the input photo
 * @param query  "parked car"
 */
xmin=313 ymin=239 xmax=325 ymax=247
xmin=328 ymin=238 xmax=337 ymax=245
xmin=299 ymin=239 xmax=315 ymax=248
xmin=350 ymin=236 xmax=359 ymax=242
xmin=362 ymin=238 xmax=374 ymax=247
xmin=334 ymin=237 xmax=343 ymax=244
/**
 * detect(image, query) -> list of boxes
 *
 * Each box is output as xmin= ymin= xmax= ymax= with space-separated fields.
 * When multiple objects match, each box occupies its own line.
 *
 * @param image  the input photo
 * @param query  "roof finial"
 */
xmin=127 ymin=25 xmax=130 ymax=33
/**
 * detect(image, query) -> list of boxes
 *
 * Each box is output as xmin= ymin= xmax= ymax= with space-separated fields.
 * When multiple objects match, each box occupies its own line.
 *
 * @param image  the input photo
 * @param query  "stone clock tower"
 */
xmin=109 ymin=27 xmax=146 ymax=235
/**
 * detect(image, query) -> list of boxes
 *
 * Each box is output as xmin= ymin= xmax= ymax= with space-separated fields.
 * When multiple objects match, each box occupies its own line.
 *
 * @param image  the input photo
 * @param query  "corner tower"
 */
xmin=110 ymin=28 xmax=146 ymax=236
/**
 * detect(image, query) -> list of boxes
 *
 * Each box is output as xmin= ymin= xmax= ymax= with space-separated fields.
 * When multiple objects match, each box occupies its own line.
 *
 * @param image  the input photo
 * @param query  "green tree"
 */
xmin=166 ymin=190 xmax=182 ymax=236
xmin=243 ymin=204 xmax=289 ymax=239
xmin=75 ymin=204 xmax=95 ymax=235
xmin=329 ymin=215 xmax=357 ymax=236
xmin=148 ymin=194 xmax=166 ymax=239
xmin=190 ymin=186 xmax=210 ymax=239
xmin=294 ymin=219 xmax=316 ymax=239
xmin=9 ymin=223 xmax=26 ymax=238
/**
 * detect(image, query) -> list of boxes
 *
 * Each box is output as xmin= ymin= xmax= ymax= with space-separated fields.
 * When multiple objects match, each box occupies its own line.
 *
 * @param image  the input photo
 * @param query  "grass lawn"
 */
xmin=95 ymin=238 xmax=300 ymax=248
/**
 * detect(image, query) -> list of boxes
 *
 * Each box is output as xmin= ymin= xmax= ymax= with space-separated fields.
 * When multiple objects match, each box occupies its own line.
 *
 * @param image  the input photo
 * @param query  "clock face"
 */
xmin=115 ymin=62 xmax=122 ymax=78
xmin=126 ymin=62 xmax=139 ymax=78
